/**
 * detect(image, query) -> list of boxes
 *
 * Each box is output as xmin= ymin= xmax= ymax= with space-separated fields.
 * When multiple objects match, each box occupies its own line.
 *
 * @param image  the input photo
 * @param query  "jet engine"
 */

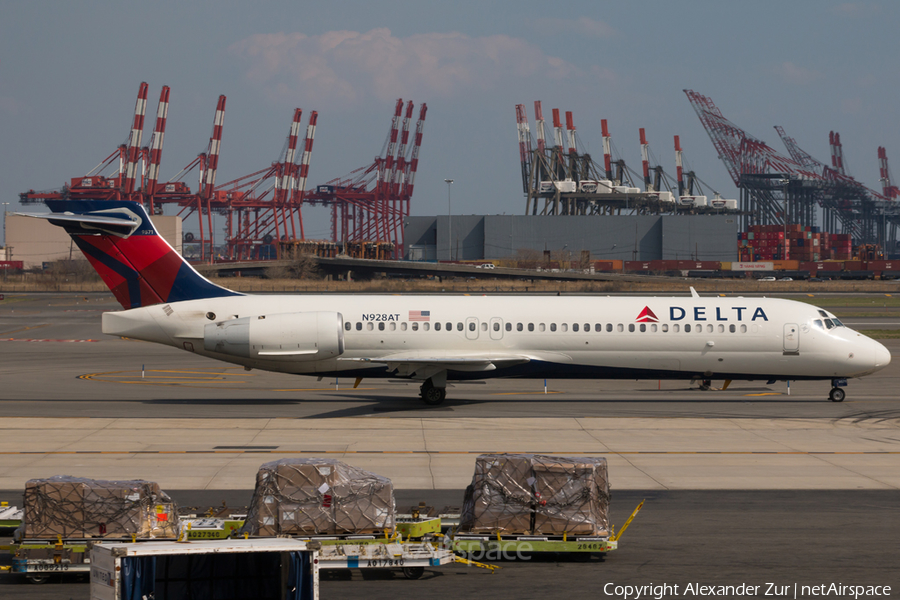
xmin=203 ymin=311 xmax=344 ymax=361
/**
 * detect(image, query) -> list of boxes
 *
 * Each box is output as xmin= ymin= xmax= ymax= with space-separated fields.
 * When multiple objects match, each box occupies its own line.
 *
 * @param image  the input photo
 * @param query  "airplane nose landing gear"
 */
xmin=829 ymin=378 xmax=847 ymax=402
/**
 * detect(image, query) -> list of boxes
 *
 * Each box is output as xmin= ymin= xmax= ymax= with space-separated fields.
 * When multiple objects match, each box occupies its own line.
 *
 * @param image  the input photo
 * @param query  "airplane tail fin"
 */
xmin=23 ymin=200 xmax=241 ymax=310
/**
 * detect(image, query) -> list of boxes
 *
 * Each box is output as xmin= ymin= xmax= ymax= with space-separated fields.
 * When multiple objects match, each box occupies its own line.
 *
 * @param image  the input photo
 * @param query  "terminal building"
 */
xmin=404 ymin=215 xmax=738 ymax=263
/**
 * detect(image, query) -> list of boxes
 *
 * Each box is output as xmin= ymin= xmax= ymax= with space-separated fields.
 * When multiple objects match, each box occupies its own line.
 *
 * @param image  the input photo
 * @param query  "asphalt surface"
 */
xmin=1 ymin=293 xmax=899 ymax=598
xmin=2 ymin=490 xmax=898 ymax=599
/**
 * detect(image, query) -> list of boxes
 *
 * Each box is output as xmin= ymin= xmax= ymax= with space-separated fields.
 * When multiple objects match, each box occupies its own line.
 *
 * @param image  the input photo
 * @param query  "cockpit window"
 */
xmin=832 ymin=318 xmax=844 ymax=327
xmin=824 ymin=319 xmax=835 ymax=329
xmin=813 ymin=319 xmax=824 ymax=329
xmin=818 ymin=310 xmax=828 ymax=318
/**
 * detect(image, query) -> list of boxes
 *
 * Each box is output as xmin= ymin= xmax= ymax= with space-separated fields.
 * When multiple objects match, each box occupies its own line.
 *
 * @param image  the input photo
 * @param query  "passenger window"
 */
xmin=674 ymin=324 xmax=680 ymax=332
xmin=651 ymin=324 xmax=657 ymax=332
xmin=528 ymin=323 xmax=534 ymax=332
xmin=539 ymin=323 xmax=546 ymax=332
xmin=628 ymin=324 xmax=635 ymax=332
xmin=617 ymin=324 xmax=624 ymax=332
xmin=423 ymin=323 xmax=430 ymax=331
xmin=573 ymin=323 xmax=579 ymax=332
xmin=389 ymin=322 xmax=396 ymax=331
xmin=401 ymin=322 xmax=408 ymax=331
xmin=706 ymin=324 xmax=713 ymax=333
xmin=640 ymin=324 xmax=647 ymax=332
xmin=345 ymin=322 xmax=351 ymax=331
xmin=446 ymin=322 xmax=452 ymax=331
xmin=685 ymin=324 xmax=692 ymax=332
xmin=698 ymin=325 xmax=705 ymax=333
xmin=493 ymin=322 xmax=500 ymax=332
xmin=606 ymin=324 xmax=612 ymax=332
xmin=517 ymin=323 xmax=524 ymax=332
xmin=717 ymin=324 xmax=724 ymax=333
xmin=741 ymin=324 xmax=747 ymax=333
xmin=457 ymin=322 xmax=463 ymax=331
xmin=412 ymin=322 xmax=419 ymax=331
xmin=356 ymin=322 xmax=362 ymax=331
xmin=550 ymin=323 xmax=557 ymax=332
xmin=584 ymin=323 xmax=590 ymax=332
xmin=366 ymin=322 xmax=374 ymax=331
xmin=561 ymin=323 xmax=568 ymax=332
xmin=378 ymin=322 xmax=385 ymax=331
xmin=435 ymin=322 xmax=442 ymax=331
xmin=662 ymin=324 xmax=668 ymax=332
xmin=729 ymin=324 xmax=735 ymax=333
xmin=469 ymin=322 xmax=476 ymax=332
xmin=505 ymin=323 xmax=512 ymax=332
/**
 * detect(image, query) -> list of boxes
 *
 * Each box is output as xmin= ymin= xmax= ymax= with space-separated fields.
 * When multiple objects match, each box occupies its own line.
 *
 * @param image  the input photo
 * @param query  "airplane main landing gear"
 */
xmin=420 ymin=379 xmax=447 ymax=406
xmin=829 ymin=378 xmax=847 ymax=402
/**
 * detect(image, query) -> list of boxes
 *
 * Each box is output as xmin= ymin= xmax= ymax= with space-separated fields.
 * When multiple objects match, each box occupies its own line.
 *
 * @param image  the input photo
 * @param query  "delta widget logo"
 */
xmin=635 ymin=306 xmax=659 ymax=323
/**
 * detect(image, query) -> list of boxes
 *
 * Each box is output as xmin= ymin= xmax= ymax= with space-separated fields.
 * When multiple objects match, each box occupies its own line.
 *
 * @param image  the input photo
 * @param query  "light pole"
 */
xmin=444 ymin=179 xmax=454 ymax=261
xmin=1 ymin=202 xmax=9 ymax=257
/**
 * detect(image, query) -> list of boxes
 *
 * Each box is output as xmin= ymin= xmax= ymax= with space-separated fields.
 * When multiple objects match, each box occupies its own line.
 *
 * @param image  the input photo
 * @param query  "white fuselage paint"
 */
xmin=102 ymin=294 xmax=891 ymax=382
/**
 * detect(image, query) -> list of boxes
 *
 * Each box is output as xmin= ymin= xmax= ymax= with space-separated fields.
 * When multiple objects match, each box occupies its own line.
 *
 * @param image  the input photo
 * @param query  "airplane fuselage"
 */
xmin=102 ymin=294 xmax=890 ymax=383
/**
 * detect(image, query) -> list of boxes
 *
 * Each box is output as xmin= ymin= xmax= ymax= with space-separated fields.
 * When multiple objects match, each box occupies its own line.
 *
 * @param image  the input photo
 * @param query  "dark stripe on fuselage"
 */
xmin=313 ymin=360 xmax=830 ymax=382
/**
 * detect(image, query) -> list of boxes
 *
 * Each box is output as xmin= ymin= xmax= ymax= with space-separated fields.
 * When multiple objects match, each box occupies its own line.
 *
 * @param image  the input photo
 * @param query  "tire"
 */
xmin=27 ymin=574 xmax=49 ymax=584
xmin=421 ymin=385 xmax=445 ymax=406
xmin=402 ymin=566 xmax=425 ymax=580
xmin=829 ymin=388 xmax=846 ymax=402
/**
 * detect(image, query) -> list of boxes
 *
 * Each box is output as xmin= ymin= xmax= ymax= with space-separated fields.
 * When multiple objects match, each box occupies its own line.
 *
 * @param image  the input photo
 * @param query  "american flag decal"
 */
xmin=409 ymin=310 xmax=430 ymax=322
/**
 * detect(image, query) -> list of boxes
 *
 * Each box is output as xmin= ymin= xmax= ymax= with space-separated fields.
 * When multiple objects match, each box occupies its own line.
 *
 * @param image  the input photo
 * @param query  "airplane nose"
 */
xmin=874 ymin=342 xmax=892 ymax=369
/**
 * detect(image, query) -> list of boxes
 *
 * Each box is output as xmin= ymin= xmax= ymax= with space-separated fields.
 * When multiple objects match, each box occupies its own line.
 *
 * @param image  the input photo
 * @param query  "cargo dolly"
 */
xmin=450 ymin=500 xmax=644 ymax=559
xmin=184 ymin=514 xmax=461 ymax=579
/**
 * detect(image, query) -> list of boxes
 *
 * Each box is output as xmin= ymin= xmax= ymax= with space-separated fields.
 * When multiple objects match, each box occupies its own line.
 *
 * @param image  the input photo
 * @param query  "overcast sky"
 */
xmin=2 ymin=1 xmax=898 ymax=245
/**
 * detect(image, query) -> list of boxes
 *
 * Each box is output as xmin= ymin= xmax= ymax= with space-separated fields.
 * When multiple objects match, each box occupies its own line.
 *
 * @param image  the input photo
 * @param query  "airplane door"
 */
xmin=466 ymin=317 xmax=479 ymax=340
xmin=490 ymin=317 xmax=503 ymax=340
xmin=783 ymin=323 xmax=800 ymax=354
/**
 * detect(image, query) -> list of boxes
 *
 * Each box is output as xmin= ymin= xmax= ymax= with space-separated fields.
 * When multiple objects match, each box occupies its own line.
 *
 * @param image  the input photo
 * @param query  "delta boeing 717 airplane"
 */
xmin=20 ymin=200 xmax=891 ymax=405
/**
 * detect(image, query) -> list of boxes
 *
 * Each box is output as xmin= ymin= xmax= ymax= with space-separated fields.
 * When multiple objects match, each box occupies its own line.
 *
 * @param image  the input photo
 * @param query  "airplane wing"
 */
xmin=339 ymin=353 xmax=530 ymax=378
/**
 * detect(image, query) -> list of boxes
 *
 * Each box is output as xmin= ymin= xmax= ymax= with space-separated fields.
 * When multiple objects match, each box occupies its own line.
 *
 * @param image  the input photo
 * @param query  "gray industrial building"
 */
xmin=404 ymin=215 xmax=738 ymax=262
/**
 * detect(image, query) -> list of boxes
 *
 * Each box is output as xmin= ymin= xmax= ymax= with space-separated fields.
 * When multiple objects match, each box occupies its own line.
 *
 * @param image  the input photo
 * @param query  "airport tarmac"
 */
xmin=1 ymin=293 xmax=899 ymax=597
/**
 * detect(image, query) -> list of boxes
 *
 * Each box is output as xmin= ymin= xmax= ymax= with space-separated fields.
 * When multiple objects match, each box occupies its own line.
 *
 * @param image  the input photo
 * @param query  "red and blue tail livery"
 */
xmin=36 ymin=200 xmax=241 ymax=309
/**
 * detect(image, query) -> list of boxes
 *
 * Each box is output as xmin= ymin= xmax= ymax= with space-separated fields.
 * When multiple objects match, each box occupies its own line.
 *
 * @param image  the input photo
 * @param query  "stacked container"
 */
xmin=739 ymin=225 xmax=853 ymax=262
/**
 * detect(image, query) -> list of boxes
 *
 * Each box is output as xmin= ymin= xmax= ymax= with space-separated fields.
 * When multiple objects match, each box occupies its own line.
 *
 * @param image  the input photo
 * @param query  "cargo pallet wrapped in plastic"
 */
xmin=459 ymin=454 xmax=609 ymax=536
xmin=240 ymin=459 xmax=395 ymax=536
xmin=22 ymin=476 xmax=178 ymax=539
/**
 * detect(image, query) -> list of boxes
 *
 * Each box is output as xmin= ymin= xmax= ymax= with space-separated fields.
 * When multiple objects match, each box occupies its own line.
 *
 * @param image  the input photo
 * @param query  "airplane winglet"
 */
xmin=690 ymin=286 xmax=700 ymax=298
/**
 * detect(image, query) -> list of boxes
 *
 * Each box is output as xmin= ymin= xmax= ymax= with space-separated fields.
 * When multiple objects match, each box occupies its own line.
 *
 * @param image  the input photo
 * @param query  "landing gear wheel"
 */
xmin=26 ymin=574 xmax=49 ymax=584
xmin=402 ymin=566 xmax=425 ymax=579
xmin=699 ymin=379 xmax=712 ymax=391
xmin=829 ymin=387 xmax=845 ymax=402
xmin=420 ymin=381 xmax=446 ymax=406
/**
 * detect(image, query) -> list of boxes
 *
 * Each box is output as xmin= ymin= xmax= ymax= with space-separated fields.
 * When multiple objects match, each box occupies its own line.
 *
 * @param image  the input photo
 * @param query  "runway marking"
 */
xmin=1 ymin=324 xmax=51 ymax=335
xmin=744 ymin=392 xmax=784 ymax=396
xmin=1 ymin=450 xmax=897 ymax=455
xmin=273 ymin=388 xmax=377 ymax=392
xmin=490 ymin=391 xmax=563 ymax=396
xmin=2 ymin=338 xmax=99 ymax=343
